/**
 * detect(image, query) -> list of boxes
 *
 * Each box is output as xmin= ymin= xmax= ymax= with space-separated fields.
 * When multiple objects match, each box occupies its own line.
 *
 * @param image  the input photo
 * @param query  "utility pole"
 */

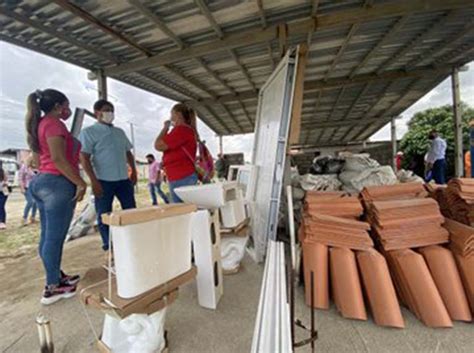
xmin=129 ymin=122 xmax=138 ymax=191
xmin=391 ymin=117 xmax=397 ymax=172
xmin=451 ymin=67 xmax=463 ymax=178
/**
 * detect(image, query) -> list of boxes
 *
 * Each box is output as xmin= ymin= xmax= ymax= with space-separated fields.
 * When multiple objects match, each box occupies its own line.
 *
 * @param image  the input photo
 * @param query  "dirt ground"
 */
xmin=1 ymin=187 xmax=474 ymax=352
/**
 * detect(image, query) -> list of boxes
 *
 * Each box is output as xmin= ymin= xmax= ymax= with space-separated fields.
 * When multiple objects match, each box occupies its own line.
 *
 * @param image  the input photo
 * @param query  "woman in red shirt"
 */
xmin=155 ymin=103 xmax=198 ymax=203
xmin=26 ymin=89 xmax=87 ymax=305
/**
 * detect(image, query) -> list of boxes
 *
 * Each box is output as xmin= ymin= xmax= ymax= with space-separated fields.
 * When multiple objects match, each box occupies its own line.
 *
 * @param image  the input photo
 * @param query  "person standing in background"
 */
xmin=154 ymin=103 xmax=198 ymax=203
xmin=19 ymin=155 xmax=39 ymax=226
xmin=79 ymin=100 xmax=137 ymax=260
xmin=26 ymin=89 xmax=86 ymax=305
xmin=215 ymin=153 xmax=229 ymax=180
xmin=465 ymin=150 xmax=471 ymax=178
xmin=0 ymin=162 xmax=8 ymax=230
xmin=425 ymin=130 xmax=447 ymax=184
xmin=146 ymin=154 xmax=169 ymax=205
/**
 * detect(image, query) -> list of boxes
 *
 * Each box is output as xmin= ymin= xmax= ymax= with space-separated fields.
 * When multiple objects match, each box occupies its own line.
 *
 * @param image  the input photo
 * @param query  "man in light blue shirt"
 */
xmin=426 ymin=130 xmax=447 ymax=184
xmin=79 ymin=100 xmax=137 ymax=256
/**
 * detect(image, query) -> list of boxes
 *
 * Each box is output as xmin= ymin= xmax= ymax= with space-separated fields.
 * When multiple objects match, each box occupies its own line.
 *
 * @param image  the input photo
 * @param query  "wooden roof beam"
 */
xmin=127 ymin=0 xmax=185 ymax=49
xmin=102 ymin=0 xmax=474 ymax=76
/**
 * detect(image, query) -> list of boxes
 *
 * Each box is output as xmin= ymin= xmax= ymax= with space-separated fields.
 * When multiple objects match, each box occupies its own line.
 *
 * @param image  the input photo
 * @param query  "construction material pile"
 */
xmin=366 ymin=198 xmax=449 ymax=251
xmin=443 ymin=219 xmax=474 ymax=313
xmin=445 ymin=178 xmax=474 ymax=226
xmin=360 ymin=182 xmax=428 ymax=202
xmin=304 ymin=191 xmax=363 ymax=219
xmin=425 ymin=183 xmax=451 ymax=218
xmin=301 ymin=191 xmax=404 ymax=328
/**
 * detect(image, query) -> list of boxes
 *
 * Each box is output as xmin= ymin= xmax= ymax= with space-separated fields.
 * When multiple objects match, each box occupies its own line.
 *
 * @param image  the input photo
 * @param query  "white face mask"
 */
xmin=101 ymin=111 xmax=115 ymax=124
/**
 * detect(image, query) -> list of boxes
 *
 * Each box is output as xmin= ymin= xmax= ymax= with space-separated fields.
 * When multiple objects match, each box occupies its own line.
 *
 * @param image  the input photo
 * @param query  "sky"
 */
xmin=0 ymin=41 xmax=473 ymax=160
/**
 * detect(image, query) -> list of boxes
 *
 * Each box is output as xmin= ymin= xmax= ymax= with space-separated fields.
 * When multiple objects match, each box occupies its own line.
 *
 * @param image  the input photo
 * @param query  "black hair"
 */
xmin=146 ymin=154 xmax=155 ymax=160
xmin=25 ymin=89 xmax=68 ymax=152
xmin=93 ymin=99 xmax=114 ymax=111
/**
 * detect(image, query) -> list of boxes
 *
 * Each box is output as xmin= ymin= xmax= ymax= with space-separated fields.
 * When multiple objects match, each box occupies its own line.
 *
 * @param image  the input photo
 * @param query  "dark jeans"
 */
xmin=95 ymin=179 xmax=136 ymax=251
xmin=148 ymin=181 xmax=169 ymax=205
xmin=168 ymin=173 xmax=198 ymax=203
xmin=432 ymin=159 xmax=446 ymax=184
xmin=30 ymin=174 xmax=76 ymax=285
xmin=0 ymin=191 xmax=7 ymax=223
xmin=23 ymin=187 xmax=37 ymax=220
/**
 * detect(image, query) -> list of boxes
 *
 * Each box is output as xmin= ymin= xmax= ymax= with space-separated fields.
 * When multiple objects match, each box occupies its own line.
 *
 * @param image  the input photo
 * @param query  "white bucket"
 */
xmin=112 ymin=213 xmax=193 ymax=298
xmin=101 ymin=309 xmax=167 ymax=353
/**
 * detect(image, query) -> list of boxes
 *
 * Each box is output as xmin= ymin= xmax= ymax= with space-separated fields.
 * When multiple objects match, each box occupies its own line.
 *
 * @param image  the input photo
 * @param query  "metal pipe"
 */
xmin=36 ymin=314 xmax=54 ymax=353
xmin=391 ymin=117 xmax=397 ymax=172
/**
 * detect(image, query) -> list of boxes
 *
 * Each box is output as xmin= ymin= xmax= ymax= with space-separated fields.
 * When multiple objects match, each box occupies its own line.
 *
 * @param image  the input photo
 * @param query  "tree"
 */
xmin=399 ymin=103 xmax=473 ymax=178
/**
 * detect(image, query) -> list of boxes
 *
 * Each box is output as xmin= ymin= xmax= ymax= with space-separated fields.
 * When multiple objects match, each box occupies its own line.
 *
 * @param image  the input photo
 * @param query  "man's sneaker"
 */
xmin=40 ymin=283 xmax=76 ymax=305
xmin=0 ymin=223 xmax=6 ymax=230
xmin=60 ymin=270 xmax=80 ymax=286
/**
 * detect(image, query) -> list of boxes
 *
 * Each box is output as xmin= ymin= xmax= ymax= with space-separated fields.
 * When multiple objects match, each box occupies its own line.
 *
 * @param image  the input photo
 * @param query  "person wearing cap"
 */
xmin=79 ymin=100 xmax=137 ymax=260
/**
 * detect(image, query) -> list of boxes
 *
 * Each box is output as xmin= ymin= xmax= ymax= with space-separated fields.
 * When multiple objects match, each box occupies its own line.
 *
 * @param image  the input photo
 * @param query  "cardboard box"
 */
xmin=102 ymin=204 xmax=197 ymax=226
xmin=80 ymin=266 xmax=196 ymax=318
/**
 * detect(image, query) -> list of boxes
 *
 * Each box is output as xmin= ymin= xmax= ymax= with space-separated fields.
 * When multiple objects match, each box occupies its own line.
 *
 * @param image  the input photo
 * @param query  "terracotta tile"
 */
xmin=418 ymin=246 xmax=472 ymax=322
xmin=329 ymin=247 xmax=367 ymax=320
xmin=453 ymin=252 xmax=474 ymax=315
xmin=357 ymin=249 xmax=404 ymax=328
xmin=361 ymin=182 xmax=428 ymax=202
xmin=442 ymin=178 xmax=474 ymax=226
xmin=391 ymin=249 xmax=452 ymax=327
xmin=302 ymin=240 xmax=329 ymax=309
xmin=443 ymin=219 xmax=474 ymax=257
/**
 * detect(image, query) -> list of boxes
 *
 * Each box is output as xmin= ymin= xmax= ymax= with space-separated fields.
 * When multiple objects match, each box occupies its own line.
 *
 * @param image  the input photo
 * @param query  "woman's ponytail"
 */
xmin=25 ymin=91 xmax=42 ymax=153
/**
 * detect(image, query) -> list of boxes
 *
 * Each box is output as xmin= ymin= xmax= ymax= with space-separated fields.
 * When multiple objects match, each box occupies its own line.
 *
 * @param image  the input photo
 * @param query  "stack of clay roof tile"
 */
xmin=360 ymin=182 xmax=428 ymax=203
xmin=444 ymin=178 xmax=474 ymax=226
xmin=301 ymin=191 xmax=404 ymax=328
xmin=425 ymin=183 xmax=452 ymax=219
xmin=443 ymin=219 xmax=474 ymax=314
xmin=367 ymin=198 xmax=449 ymax=250
xmin=304 ymin=191 xmax=363 ymax=219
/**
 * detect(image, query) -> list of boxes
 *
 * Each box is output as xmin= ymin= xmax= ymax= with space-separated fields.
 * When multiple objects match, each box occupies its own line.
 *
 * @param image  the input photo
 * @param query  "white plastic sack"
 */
xmin=67 ymin=196 xmax=96 ymax=241
xmin=299 ymin=174 xmax=342 ymax=191
xmin=343 ymin=153 xmax=380 ymax=172
xmin=102 ymin=309 xmax=167 ymax=353
xmin=339 ymin=166 xmax=397 ymax=192
xmin=292 ymin=186 xmax=305 ymax=201
xmin=397 ymin=169 xmax=424 ymax=184
xmin=220 ymin=236 xmax=248 ymax=271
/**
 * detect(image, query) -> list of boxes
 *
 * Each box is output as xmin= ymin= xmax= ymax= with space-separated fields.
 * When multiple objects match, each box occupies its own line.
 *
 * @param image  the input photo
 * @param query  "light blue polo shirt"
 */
xmin=79 ymin=122 xmax=133 ymax=181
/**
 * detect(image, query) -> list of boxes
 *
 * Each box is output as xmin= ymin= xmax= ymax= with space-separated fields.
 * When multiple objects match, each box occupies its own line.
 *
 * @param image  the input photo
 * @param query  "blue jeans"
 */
xmin=148 ymin=181 xmax=169 ymax=205
xmin=23 ymin=187 xmax=37 ymax=220
xmin=168 ymin=173 xmax=198 ymax=203
xmin=30 ymin=174 xmax=76 ymax=285
xmin=95 ymin=179 xmax=136 ymax=251
xmin=432 ymin=159 xmax=446 ymax=184
xmin=0 ymin=191 xmax=7 ymax=223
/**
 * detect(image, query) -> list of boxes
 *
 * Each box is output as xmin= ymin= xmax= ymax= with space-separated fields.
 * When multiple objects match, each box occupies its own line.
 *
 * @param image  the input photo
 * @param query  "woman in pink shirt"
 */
xmin=26 ymin=89 xmax=87 ymax=305
xmin=19 ymin=156 xmax=38 ymax=226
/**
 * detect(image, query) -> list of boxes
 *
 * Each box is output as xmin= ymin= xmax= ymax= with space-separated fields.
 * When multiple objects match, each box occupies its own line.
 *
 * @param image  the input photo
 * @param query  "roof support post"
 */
xmin=219 ymin=135 xmax=223 ymax=155
xmin=451 ymin=67 xmax=463 ymax=177
xmin=391 ymin=116 xmax=397 ymax=172
xmin=97 ymin=69 xmax=108 ymax=100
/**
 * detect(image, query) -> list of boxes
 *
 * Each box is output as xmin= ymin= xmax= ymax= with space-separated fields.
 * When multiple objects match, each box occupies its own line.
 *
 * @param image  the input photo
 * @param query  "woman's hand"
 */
xmin=74 ymin=179 xmax=87 ymax=202
xmin=163 ymin=120 xmax=171 ymax=130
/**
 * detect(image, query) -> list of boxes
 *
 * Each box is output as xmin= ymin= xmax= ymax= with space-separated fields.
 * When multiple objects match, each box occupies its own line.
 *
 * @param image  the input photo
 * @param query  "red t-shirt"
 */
xmin=163 ymin=125 xmax=197 ymax=181
xmin=38 ymin=115 xmax=81 ymax=175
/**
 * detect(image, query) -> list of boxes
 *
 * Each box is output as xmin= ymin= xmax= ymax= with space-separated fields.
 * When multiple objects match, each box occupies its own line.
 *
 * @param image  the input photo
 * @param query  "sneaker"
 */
xmin=0 ymin=223 xmax=6 ymax=230
xmin=22 ymin=219 xmax=29 ymax=227
xmin=30 ymin=217 xmax=37 ymax=224
xmin=40 ymin=283 xmax=76 ymax=305
xmin=60 ymin=270 xmax=80 ymax=286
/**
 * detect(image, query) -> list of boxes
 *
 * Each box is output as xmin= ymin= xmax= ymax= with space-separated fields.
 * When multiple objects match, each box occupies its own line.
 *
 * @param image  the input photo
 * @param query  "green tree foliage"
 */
xmin=400 ymin=103 xmax=473 ymax=177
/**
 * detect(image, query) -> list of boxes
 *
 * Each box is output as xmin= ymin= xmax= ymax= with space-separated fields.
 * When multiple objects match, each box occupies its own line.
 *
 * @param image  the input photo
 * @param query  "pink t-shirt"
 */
xmin=38 ymin=115 xmax=81 ymax=175
xmin=148 ymin=160 xmax=163 ymax=183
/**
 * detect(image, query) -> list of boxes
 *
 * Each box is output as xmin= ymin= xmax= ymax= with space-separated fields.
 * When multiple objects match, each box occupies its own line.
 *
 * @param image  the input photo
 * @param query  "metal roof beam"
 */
xmin=51 ymin=0 xmax=152 ymax=56
xmin=196 ymin=65 xmax=453 ymax=105
xmin=256 ymin=0 xmax=267 ymax=28
xmin=127 ymin=0 xmax=185 ymax=49
xmin=102 ymin=0 xmax=474 ymax=76
xmin=194 ymin=0 xmax=223 ymax=38
xmin=375 ymin=10 xmax=459 ymax=73
xmin=348 ymin=15 xmax=409 ymax=78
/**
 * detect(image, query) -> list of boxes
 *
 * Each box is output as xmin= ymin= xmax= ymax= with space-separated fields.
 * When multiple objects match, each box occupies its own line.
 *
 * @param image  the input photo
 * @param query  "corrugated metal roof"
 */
xmin=1 ymin=0 xmax=473 ymax=145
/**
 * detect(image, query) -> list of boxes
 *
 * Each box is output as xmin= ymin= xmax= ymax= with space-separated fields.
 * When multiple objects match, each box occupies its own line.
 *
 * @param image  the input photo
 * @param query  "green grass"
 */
xmin=0 ymin=181 xmax=169 ymax=258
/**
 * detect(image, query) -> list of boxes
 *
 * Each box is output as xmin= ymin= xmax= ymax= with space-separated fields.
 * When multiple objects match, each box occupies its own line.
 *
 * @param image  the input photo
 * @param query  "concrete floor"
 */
xmin=0 ymin=235 xmax=473 ymax=353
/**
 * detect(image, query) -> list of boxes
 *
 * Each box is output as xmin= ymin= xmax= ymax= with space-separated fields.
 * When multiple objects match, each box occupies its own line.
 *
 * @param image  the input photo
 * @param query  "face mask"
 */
xmin=60 ymin=107 xmax=71 ymax=121
xmin=101 ymin=111 xmax=115 ymax=124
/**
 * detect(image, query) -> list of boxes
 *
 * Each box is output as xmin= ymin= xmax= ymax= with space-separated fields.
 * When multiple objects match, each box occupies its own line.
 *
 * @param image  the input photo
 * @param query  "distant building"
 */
xmin=0 ymin=148 xmax=30 ymax=163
